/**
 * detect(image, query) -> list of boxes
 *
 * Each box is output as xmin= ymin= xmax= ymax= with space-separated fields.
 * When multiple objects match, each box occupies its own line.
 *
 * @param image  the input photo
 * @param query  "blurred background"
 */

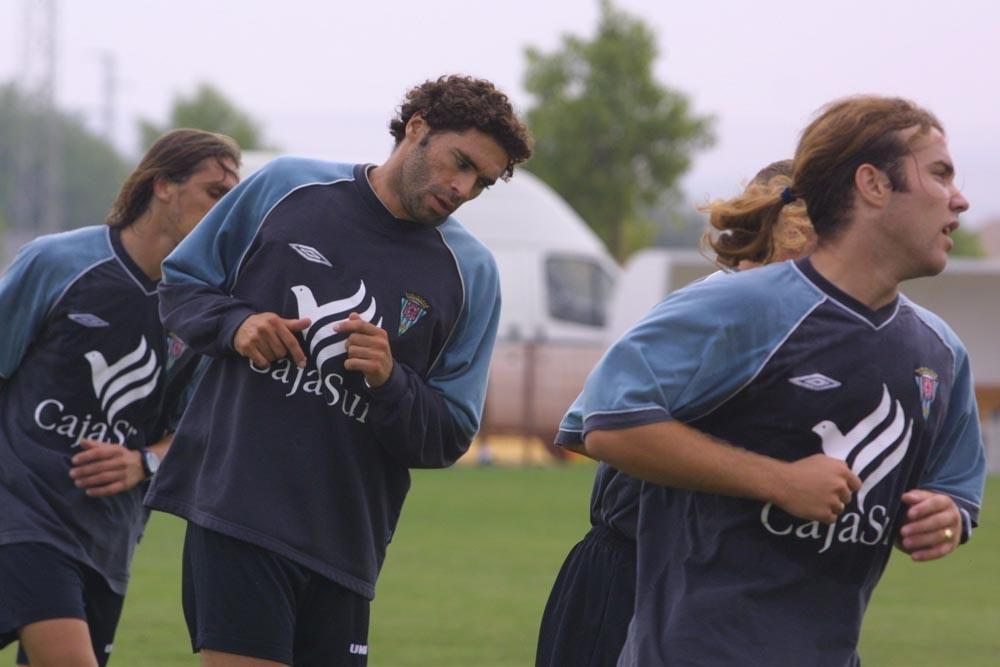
xmin=2 ymin=0 xmax=998 ymax=467
xmin=3 ymin=0 xmax=999 ymax=254
xmin=6 ymin=0 xmax=1000 ymax=439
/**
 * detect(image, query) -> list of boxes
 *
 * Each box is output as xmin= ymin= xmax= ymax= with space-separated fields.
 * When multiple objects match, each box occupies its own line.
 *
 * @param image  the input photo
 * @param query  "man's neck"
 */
xmin=808 ymin=241 xmax=900 ymax=311
xmin=119 ymin=214 xmax=175 ymax=280
xmin=366 ymin=161 xmax=407 ymax=220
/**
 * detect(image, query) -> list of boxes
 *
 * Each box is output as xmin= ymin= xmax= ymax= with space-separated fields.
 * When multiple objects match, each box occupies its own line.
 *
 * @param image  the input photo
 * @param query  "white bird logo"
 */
xmin=811 ymin=384 xmax=913 ymax=510
xmin=290 ymin=282 xmax=382 ymax=371
xmin=84 ymin=336 xmax=161 ymax=424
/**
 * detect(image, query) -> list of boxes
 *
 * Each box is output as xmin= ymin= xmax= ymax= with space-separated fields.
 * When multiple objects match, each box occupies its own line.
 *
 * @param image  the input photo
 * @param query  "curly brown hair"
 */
xmin=389 ymin=75 xmax=533 ymax=179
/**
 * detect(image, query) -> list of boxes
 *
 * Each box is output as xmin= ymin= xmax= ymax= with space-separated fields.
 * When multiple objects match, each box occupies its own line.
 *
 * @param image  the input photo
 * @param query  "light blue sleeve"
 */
xmin=427 ymin=221 xmax=503 ymax=442
xmin=555 ymin=392 xmax=585 ymax=446
xmin=0 ymin=227 xmax=112 ymax=377
xmin=159 ymin=157 xmax=356 ymax=356
xmin=364 ymin=221 xmax=501 ymax=468
xmin=912 ymin=309 xmax=987 ymax=540
xmin=580 ymin=264 xmax=823 ymax=437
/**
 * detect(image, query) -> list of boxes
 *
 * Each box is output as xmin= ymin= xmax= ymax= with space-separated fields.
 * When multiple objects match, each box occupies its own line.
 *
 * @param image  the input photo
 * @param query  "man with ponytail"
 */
xmin=0 ymin=129 xmax=239 ymax=666
xmin=569 ymin=96 xmax=985 ymax=666
xmin=538 ymin=160 xmax=828 ymax=667
xmin=702 ymin=159 xmax=816 ymax=269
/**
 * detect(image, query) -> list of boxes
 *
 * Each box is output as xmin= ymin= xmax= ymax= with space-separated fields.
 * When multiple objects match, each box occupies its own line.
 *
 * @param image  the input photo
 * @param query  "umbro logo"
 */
xmin=788 ymin=373 xmax=841 ymax=391
xmin=68 ymin=313 xmax=110 ymax=328
xmin=289 ymin=243 xmax=332 ymax=267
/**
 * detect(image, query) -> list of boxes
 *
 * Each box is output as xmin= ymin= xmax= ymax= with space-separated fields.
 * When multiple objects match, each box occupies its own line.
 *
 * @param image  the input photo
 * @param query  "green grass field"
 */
xmin=3 ymin=467 xmax=997 ymax=666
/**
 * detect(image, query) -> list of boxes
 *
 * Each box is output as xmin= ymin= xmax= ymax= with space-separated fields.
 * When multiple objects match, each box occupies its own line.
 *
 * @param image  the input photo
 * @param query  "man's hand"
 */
xmin=69 ymin=439 xmax=144 ymax=497
xmin=897 ymin=489 xmax=962 ymax=561
xmin=234 ymin=313 xmax=310 ymax=368
xmin=335 ymin=312 xmax=393 ymax=388
xmin=771 ymin=454 xmax=862 ymax=524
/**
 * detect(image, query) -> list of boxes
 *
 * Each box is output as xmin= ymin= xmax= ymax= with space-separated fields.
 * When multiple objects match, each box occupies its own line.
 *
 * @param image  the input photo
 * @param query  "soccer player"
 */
xmin=144 ymin=75 xmax=533 ymax=666
xmin=536 ymin=159 xmax=824 ymax=667
xmin=0 ymin=129 xmax=240 ymax=667
xmin=571 ymin=95 xmax=986 ymax=666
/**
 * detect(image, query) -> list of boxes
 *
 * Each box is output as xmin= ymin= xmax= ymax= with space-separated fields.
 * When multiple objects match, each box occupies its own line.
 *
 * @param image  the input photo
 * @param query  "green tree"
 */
xmin=523 ymin=0 xmax=714 ymax=261
xmin=0 ymin=83 xmax=129 ymax=239
xmin=139 ymin=83 xmax=266 ymax=151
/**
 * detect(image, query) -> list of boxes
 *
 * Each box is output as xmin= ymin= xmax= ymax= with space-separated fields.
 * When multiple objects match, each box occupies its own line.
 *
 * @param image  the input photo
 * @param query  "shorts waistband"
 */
xmin=588 ymin=524 xmax=634 ymax=546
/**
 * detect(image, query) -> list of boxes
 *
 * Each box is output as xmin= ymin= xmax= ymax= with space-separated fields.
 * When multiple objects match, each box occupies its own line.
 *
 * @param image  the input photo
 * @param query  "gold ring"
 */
xmin=944 ymin=527 xmax=954 ymax=541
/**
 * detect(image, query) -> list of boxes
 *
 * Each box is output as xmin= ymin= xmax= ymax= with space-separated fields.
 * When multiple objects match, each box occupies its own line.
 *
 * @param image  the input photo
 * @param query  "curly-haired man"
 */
xmin=145 ymin=75 xmax=532 ymax=666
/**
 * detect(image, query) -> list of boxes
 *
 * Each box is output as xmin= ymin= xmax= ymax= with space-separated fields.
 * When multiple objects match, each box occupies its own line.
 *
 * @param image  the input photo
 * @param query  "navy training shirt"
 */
xmin=557 ymin=395 xmax=641 ymax=540
xmin=146 ymin=158 xmax=501 ymax=599
xmin=0 ymin=226 xmax=166 ymax=594
xmin=574 ymin=259 xmax=985 ymax=667
xmin=554 ymin=271 xmax=731 ymax=541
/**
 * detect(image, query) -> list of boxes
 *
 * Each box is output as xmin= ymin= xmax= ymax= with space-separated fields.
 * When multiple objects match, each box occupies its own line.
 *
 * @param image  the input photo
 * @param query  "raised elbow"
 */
xmin=583 ymin=429 xmax=618 ymax=463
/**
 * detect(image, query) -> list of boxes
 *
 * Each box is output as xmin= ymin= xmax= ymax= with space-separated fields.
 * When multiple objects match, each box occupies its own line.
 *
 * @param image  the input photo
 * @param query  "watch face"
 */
xmin=144 ymin=450 xmax=161 ymax=475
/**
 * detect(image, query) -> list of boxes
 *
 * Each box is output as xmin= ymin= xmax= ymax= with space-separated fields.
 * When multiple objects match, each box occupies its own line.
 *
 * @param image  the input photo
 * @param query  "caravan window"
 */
xmin=545 ymin=255 xmax=615 ymax=327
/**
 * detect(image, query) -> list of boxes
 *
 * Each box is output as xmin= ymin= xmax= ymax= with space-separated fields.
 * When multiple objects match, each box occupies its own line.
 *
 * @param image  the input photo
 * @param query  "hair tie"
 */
xmin=780 ymin=187 xmax=797 ymax=205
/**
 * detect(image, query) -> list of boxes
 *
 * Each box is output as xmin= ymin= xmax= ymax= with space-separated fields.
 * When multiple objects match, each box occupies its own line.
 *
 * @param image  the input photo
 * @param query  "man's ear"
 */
xmin=854 ymin=163 xmax=892 ymax=208
xmin=152 ymin=175 xmax=175 ymax=203
xmin=404 ymin=114 xmax=429 ymax=142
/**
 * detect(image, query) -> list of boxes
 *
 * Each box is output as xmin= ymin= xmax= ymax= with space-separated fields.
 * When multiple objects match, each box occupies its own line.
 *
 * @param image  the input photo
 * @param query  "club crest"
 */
xmin=399 ymin=293 xmax=430 ymax=335
xmin=914 ymin=367 xmax=939 ymax=420
xmin=165 ymin=333 xmax=187 ymax=371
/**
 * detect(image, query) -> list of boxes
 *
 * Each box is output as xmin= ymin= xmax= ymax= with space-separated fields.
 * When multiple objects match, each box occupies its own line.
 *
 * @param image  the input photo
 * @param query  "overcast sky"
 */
xmin=2 ymin=0 xmax=998 ymax=227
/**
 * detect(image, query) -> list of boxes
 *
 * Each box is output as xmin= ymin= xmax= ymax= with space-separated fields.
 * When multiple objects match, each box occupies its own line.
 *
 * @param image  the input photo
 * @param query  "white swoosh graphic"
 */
xmin=106 ymin=368 xmax=161 ymax=425
xmin=89 ymin=337 xmax=149 ymax=397
xmin=850 ymin=399 xmax=906 ymax=474
xmin=292 ymin=283 xmax=367 ymax=338
xmin=819 ymin=385 xmax=892 ymax=460
xmin=100 ymin=349 xmax=158 ymax=411
xmin=857 ymin=421 xmax=912 ymax=511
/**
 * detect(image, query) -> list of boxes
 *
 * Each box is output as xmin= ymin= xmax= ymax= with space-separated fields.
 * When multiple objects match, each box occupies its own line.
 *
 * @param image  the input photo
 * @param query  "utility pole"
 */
xmin=99 ymin=50 xmax=118 ymax=145
xmin=13 ymin=0 xmax=62 ymax=239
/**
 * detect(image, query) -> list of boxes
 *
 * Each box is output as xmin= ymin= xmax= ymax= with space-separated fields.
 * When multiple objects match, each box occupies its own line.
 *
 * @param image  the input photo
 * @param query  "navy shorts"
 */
xmin=182 ymin=522 xmax=370 ymax=666
xmin=535 ymin=525 xmax=637 ymax=667
xmin=0 ymin=542 xmax=124 ymax=666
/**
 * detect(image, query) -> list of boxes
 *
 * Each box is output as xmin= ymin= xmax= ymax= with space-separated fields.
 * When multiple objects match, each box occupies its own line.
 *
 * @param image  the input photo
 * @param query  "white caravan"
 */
xmin=607 ymin=248 xmax=717 ymax=343
xmin=457 ymin=169 xmax=619 ymax=449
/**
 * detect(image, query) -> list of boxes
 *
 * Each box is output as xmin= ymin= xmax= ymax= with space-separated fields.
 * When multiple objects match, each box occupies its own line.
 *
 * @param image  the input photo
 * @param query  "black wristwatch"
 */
xmin=140 ymin=448 xmax=161 ymax=478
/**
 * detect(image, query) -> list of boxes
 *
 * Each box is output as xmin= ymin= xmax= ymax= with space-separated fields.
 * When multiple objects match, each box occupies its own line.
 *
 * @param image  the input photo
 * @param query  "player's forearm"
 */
xmin=368 ymin=363 xmax=470 ymax=468
xmin=584 ymin=420 xmax=785 ymax=503
xmin=159 ymin=281 xmax=256 ymax=358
